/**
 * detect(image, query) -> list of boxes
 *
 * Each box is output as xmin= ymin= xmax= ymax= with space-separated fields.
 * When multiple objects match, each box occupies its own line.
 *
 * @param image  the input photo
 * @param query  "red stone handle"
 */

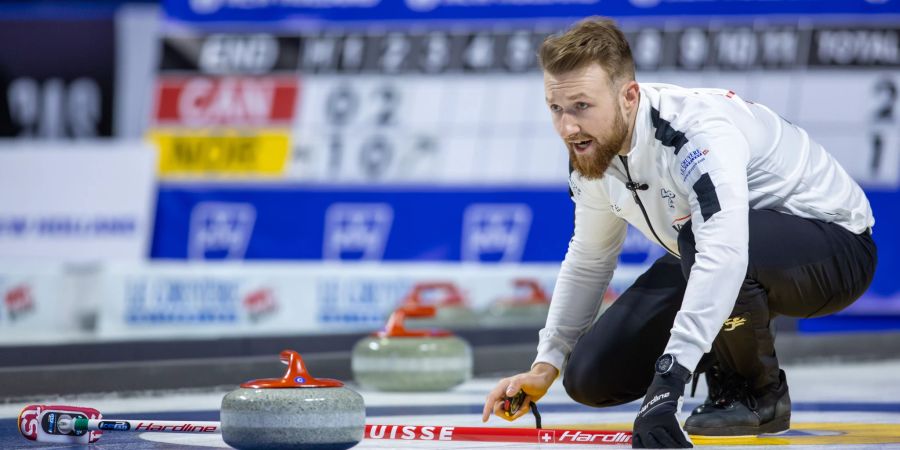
xmin=376 ymin=305 xmax=452 ymax=338
xmin=498 ymin=278 xmax=550 ymax=305
xmin=240 ymin=350 xmax=344 ymax=388
xmin=402 ymin=282 xmax=466 ymax=307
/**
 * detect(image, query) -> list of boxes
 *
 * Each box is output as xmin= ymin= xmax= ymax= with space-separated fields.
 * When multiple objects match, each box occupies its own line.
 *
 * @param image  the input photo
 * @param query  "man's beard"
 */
xmin=568 ymin=110 xmax=629 ymax=180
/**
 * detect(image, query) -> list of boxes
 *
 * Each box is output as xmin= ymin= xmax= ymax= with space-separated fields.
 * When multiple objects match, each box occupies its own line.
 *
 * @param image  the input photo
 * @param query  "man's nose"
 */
xmin=560 ymin=114 xmax=580 ymax=137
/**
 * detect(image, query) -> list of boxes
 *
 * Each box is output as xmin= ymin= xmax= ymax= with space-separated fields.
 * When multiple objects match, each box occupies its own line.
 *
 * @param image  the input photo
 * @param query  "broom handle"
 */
xmin=61 ymin=417 xmax=631 ymax=445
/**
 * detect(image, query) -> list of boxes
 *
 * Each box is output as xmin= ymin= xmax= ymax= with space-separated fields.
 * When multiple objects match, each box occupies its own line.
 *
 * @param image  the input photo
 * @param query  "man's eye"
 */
xmin=576 ymin=102 xmax=589 ymax=110
xmin=549 ymin=104 xmax=562 ymax=112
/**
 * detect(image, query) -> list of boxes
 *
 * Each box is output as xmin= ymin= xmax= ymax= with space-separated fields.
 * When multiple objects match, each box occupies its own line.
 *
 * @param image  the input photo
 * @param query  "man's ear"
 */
xmin=621 ymin=80 xmax=640 ymax=112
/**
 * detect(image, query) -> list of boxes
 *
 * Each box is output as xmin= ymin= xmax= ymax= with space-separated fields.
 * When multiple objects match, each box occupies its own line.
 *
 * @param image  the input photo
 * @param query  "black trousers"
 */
xmin=563 ymin=209 xmax=877 ymax=407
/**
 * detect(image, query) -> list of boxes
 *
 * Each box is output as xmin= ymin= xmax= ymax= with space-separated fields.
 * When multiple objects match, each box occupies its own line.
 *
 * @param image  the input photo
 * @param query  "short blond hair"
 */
xmin=538 ymin=17 xmax=635 ymax=85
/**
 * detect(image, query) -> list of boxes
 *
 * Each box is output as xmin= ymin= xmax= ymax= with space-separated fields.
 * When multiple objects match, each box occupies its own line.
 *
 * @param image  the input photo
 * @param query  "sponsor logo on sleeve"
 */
xmin=679 ymin=148 xmax=709 ymax=181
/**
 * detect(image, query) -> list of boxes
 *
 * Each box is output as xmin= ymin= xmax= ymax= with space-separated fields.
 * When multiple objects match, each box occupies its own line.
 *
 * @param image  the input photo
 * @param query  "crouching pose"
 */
xmin=482 ymin=17 xmax=877 ymax=449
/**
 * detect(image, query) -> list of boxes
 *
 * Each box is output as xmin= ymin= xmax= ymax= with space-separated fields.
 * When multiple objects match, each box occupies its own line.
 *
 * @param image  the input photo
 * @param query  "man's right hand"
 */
xmin=481 ymin=362 xmax=559 ymax=423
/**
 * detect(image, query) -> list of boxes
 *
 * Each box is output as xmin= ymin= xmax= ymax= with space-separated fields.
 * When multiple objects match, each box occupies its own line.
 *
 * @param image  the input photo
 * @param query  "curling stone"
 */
xmin=221 ymin=350 xmax=365 ymax=450
xmin=353 ymin=305 xmax=472 ymax=391
xmin=399 ymin=282 xmax=478 ymax=329
xmin=483 ymin=278 xmax=551 ymax=327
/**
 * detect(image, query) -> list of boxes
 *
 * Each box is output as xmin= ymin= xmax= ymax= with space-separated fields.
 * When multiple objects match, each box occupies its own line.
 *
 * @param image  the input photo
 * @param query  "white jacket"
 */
xmin=535 ymin=82 xmax=874 ymax=374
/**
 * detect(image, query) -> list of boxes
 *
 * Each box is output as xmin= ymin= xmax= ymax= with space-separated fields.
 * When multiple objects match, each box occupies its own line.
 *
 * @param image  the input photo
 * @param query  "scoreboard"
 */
xmin=151 ymin=5 xmax=900 ymax=187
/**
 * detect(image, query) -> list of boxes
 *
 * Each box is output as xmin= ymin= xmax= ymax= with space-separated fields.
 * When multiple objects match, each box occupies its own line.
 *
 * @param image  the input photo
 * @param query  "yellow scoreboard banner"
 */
xmin=148 ymin=129 xmax=290 ymax=177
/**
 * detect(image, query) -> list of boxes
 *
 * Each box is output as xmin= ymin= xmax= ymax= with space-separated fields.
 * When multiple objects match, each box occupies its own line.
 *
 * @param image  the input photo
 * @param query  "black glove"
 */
xmin=633 ymin=354 xmax=693 ymax=448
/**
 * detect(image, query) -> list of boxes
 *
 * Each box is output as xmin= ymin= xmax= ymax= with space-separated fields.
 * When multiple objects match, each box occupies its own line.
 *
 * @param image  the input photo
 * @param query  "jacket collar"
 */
xmin=624 ymin=83 xmax=656 ymax=159
xmin=607 ymin=84 xmax=655 ymax=183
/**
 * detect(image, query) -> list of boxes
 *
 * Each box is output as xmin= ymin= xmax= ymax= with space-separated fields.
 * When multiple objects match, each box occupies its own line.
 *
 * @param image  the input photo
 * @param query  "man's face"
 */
xmin=544 ymin=64 xmax=629 ymax=180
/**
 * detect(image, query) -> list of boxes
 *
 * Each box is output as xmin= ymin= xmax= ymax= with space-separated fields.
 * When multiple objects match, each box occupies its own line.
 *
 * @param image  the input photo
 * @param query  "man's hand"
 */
xmin=632 ymin=359 xmax=693 ymax=448
xmin=482 ymin=362 xmax=558 ymax=422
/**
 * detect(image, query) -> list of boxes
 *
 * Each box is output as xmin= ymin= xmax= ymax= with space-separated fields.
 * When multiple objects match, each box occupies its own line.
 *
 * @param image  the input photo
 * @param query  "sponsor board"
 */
xmin=148 ymin=129 xmax=290 ymax=176
xmin=92 ymin=261 xmax=586 ymax=339
xmin=0 ymin=251 xmax=651 ymax=342
xmin=152 ymin=186 xmax=572 ymax=261
xmin=0 ymin=268 xmax=90 ymax=343
xmin=154 ymin=76 xmax=299 ymax=126
xmin=96 ymin=266 xmax=303 ymax=338
xmin=0 ymin=143 xmax=156 ymax=262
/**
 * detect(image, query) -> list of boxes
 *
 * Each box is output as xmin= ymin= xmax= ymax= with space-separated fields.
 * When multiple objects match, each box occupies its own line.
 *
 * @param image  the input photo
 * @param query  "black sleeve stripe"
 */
xmin=692 ymin=173 xmax=721 ymax=221
xmin=568 ymin=158 xmax=574 ymax=198
xmin=650 ymin=107 xmax=689 ymax=155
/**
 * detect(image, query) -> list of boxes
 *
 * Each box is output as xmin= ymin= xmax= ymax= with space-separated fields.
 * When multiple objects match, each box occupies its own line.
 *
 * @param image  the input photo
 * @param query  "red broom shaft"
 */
xmin=364 ymin=424 xmax=632 ymax=445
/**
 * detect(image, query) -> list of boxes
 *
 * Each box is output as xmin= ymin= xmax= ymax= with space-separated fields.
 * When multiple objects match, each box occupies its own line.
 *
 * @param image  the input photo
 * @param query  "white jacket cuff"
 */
xmin=532 ymin=347 xmax=566 ymax=374
xmin=663 ymin=339 xmax=705 ymax=373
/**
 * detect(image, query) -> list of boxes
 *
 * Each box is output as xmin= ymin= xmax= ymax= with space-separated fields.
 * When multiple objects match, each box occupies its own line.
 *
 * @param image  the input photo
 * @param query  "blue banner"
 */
xmin=151 ymin=184 xmax=577 ymax=262
xmin=151 ymin=184 xmax=672 ymax=264
xmin=164 ymin=0 xmax=899 ymax=23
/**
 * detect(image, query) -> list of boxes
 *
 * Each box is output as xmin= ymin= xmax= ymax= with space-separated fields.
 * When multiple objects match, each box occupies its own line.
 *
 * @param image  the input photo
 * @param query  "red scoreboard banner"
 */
xmin=154 ymin=76 xmax=299 ymax=127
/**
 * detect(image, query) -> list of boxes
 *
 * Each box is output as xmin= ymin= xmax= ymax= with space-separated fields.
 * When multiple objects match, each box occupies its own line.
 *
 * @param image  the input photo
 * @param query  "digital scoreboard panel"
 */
xmin=155 ymin=1 xmax=899 ymax=188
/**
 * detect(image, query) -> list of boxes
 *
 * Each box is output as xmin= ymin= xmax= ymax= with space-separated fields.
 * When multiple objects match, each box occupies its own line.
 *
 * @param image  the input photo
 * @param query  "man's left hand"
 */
xmin=632 ymin=360 xmax=693 ymax=448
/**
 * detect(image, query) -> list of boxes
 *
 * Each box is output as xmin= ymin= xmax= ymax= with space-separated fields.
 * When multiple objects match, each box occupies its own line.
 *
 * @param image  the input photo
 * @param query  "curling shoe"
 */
xmin=689 ymin=364 xmax=728 ymax=416
xmin=684 ymin=370 xmax=790 ymax=436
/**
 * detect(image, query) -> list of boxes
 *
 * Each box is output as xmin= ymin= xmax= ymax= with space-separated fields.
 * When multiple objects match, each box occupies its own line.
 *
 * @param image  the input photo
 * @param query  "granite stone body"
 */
xmin=483 ymin=303 xmax=550 ymax=327
xmin=221 ymin=386 xmax=364 ymax=450
xmin=405 ymin=306 xmax=478 ymax=329
xmin=352 ymin=335 xmax=472 ymax=391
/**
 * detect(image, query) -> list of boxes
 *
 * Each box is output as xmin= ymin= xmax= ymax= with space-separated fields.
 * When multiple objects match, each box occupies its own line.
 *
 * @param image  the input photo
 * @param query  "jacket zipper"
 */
xmin=618 ymin=155 xmax=678 ymax=257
